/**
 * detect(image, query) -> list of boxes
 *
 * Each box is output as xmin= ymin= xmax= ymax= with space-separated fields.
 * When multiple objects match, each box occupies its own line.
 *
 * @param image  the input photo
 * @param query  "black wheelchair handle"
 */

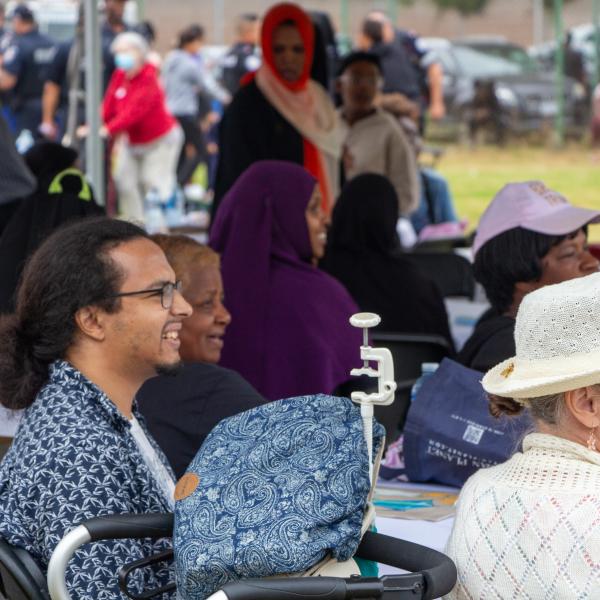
xmin=58 ymin=514 xmax=456 ymax=600
xmin=218 ymin=576 xmax=383 ymax=600
xmin=355 ymin=531 xmax=456 ymax=600
xmin=83 ymin=513 xmax=174 ymax=541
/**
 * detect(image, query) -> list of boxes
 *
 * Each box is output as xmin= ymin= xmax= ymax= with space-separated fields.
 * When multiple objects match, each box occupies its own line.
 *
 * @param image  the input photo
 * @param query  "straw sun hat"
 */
xmin=483 ymin=272 xmax=600 ymax=400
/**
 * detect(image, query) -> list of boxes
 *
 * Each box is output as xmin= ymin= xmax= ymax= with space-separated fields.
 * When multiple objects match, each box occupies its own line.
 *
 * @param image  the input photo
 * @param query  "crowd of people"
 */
xmin=0 ymin=0 xmax=457 ymax=236
xmin=0 ymin=1 xmax=600 ymax=599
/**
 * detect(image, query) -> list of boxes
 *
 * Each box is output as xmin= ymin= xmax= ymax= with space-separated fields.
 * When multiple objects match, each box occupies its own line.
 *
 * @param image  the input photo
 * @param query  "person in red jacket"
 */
xmin=102 ymin=32 xmax=183 ymax=221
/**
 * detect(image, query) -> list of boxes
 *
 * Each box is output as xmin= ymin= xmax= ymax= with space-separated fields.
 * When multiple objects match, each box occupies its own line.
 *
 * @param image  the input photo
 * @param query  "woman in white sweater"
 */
xmin=445 ymin=272 xmax=600 ymax=599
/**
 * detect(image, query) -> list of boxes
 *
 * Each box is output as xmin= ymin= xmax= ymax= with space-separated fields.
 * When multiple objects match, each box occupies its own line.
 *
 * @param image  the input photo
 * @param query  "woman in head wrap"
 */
xmin=322 ymin=173 xmax=453 ymax=347
xmin=209 ymin=160 xmax=360 ymax=401
xmin=212 ymin=2 xmax=341 ymax=218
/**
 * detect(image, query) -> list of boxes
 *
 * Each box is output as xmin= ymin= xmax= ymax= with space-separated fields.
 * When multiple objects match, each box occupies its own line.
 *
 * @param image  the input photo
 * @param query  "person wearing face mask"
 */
xmin=136 ymin=235 xmax=266 ymax=479
xmin=212 ymin=2 xmax=341 ymax=220
xmin=101 ymin=32 xmax=183 ymax=221
xmin=209 ymin=160 xmax=360 ymax=401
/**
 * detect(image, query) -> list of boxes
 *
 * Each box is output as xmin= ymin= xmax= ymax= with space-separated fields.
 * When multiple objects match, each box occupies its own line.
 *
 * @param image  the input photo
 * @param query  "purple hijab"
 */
xmin=210 ymin=161 xmax=360 ymax=400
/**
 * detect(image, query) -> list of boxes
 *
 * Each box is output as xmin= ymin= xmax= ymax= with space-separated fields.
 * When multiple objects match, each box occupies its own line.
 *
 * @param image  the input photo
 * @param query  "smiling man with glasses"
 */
xmin=0 ymin=217 xmax=191 ymax=599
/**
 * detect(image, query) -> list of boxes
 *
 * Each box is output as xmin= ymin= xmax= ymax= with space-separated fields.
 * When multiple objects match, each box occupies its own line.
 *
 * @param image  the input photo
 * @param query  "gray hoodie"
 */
xmin=162 ymin=49 xmax=229 ymax=117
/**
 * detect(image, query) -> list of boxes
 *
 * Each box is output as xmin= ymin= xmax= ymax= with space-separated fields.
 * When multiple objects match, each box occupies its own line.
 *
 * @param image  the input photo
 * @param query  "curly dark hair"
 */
xmin=0 ymin=217 xmax=148 ymax=409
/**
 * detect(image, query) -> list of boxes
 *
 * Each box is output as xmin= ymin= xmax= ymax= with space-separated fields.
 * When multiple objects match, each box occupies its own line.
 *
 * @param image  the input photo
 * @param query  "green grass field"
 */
xmin=435 ymin=145 xmax=600 ymax=241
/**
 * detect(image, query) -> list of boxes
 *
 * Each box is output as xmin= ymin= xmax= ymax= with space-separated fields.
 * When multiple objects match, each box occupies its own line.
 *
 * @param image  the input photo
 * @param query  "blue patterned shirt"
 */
xmin=0 ymin=360 xmax=176 ymax=599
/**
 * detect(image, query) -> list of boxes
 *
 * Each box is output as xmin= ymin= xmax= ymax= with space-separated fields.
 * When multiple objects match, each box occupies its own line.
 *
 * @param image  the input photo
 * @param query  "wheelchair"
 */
xmin=1 ymin=314 xmax=457 ymax=599
xmin=1 ymin=507 xmax=456 ymax=600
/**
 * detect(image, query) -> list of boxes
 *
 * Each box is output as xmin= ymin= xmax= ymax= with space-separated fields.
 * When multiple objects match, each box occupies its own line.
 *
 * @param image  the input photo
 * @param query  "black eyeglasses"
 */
xmin=109 ymin=280 xmax=182 ymax=309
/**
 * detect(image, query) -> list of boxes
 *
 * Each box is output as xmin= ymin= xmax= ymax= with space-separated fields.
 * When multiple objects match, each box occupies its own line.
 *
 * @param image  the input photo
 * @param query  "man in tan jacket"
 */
xmin=337 ymin=51 xmax=419 ymax=217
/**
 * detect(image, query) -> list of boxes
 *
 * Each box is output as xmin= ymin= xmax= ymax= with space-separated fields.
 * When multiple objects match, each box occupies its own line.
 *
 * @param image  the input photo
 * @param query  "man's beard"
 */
xmin=155 ymin=361 xmax=184 ymax=377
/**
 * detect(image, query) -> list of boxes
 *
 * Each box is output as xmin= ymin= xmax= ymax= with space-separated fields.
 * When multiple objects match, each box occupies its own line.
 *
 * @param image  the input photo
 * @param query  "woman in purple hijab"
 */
xmin=209 ymin=160 xmax=361 ymax=401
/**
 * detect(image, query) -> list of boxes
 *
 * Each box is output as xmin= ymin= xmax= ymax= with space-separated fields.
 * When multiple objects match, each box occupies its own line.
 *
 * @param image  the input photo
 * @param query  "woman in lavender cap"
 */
xmin=458 ymin=181 xmax=600 ymax=373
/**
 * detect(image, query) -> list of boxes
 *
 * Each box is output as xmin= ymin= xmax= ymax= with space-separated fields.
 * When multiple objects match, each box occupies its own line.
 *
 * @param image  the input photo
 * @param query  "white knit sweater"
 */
xmin=445 ymin=433 xmax=600 ymax=599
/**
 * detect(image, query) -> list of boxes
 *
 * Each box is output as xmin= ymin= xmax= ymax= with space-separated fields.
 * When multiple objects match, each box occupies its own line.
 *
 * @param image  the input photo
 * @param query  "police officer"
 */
xmin=220 ymin=13 xmax=260 ymax=96
xmin=0 ymin=5 xmax=55 ymax=136
xmin=41 ymin=6 xmax=85 ymax=142
xmin=363 ymin=10 xmax=446 ymax=127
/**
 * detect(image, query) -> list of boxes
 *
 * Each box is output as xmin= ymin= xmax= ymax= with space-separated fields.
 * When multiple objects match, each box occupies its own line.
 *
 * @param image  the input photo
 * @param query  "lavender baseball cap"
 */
xmin=473 ymin=181 xmax=600 ymax=256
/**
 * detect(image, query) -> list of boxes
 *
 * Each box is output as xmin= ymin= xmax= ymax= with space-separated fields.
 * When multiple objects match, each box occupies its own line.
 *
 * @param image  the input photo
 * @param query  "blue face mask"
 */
xmin=115 ymin=52 xmax=136 ymax=71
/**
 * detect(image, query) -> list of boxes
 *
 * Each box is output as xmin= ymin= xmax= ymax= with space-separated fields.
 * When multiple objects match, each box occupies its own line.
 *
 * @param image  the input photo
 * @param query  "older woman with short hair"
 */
xmin=445 ymin=272 xmax=600 ymax=599
xmin=136 ymin=235 xmax=265 ymax=478
xmin=149 ymin=235 xmax=230 ymax=364
xmin=102 ymin=31 xmax=183 ymax=221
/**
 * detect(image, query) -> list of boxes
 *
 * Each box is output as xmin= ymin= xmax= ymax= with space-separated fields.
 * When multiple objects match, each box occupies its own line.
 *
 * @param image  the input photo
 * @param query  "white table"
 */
xmin=374 ymin=513 xmax=455 ymax=600
xmin=373 ymin=480 xmax=456 ymax=575
xmin=376 ymin=516 xmax=454 ymax=575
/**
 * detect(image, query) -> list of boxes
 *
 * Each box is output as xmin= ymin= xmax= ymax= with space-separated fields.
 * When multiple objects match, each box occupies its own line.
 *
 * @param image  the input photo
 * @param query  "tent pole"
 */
xmin=84 ymin=0 xmax=105 ymax=204
xmin=553 ymin=0 xmax=565 ymax=146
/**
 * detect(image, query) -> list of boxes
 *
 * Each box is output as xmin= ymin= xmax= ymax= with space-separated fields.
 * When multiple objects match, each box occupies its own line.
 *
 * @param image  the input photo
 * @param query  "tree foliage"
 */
xmin=429 ymin=0 xmax=490 ymax=16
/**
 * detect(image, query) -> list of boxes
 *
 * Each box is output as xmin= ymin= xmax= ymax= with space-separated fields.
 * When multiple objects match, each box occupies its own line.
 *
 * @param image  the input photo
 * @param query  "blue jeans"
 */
xmin=410 ymin=168 xmax=458 ymax=234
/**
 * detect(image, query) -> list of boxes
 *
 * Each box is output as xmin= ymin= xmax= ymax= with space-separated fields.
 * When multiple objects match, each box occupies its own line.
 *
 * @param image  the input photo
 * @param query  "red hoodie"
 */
xmin=102 ymin=63 xmax=176 ymax=144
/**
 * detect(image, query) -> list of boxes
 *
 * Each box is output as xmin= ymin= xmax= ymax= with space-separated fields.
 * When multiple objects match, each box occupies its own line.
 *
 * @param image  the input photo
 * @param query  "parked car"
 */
xmin=418 ymin=37 xmax=587 ymax=141
xmin=454 ymin=35 xmax=541 ymax=72
xmin=529 ymin=24 xmax=597 ymax=84
xmin=4 ymin=0 xmax=138 ymax=42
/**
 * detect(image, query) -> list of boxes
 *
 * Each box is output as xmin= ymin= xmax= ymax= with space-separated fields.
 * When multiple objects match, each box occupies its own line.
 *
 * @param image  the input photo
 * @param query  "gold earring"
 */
xmin=587 ymin=427 xmax=598 ymax=452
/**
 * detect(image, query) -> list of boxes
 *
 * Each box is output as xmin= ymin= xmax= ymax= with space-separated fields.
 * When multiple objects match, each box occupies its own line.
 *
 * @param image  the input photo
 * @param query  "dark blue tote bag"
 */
xmin=403 ymin=358 xmax=532 ymax=488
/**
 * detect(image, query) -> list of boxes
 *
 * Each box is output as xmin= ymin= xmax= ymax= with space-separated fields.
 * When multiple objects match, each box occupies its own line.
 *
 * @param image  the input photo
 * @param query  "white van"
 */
xmin=5 ymin=0 xmax=138 ymax=42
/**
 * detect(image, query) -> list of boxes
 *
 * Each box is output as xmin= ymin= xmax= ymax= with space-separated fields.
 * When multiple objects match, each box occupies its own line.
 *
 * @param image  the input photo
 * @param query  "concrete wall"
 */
xmin=143 ymin=0 xmax=595 ymax=53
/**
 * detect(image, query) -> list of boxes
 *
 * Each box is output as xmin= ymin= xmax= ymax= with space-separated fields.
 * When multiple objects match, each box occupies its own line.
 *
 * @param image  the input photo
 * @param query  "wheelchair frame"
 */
xmin=46 ymin=512 xmax=456 ymax=600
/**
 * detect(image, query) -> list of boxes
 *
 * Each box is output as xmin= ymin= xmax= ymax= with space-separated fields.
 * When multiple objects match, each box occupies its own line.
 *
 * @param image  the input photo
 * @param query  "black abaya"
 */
xmin=212 ymin=80 xmax=304 ymax=218
xmin=322 ymin=173 xmax=454 ymax=348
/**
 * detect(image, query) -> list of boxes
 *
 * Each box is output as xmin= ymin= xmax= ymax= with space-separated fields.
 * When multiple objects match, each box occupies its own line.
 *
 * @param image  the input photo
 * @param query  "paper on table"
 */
xmin=373 ymin=481 xmax=458 ymax=521
xmin=377 ymin=479 xmax=460 ymax=494
xmin=375 ymin=505 xmax=455 ymax=522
